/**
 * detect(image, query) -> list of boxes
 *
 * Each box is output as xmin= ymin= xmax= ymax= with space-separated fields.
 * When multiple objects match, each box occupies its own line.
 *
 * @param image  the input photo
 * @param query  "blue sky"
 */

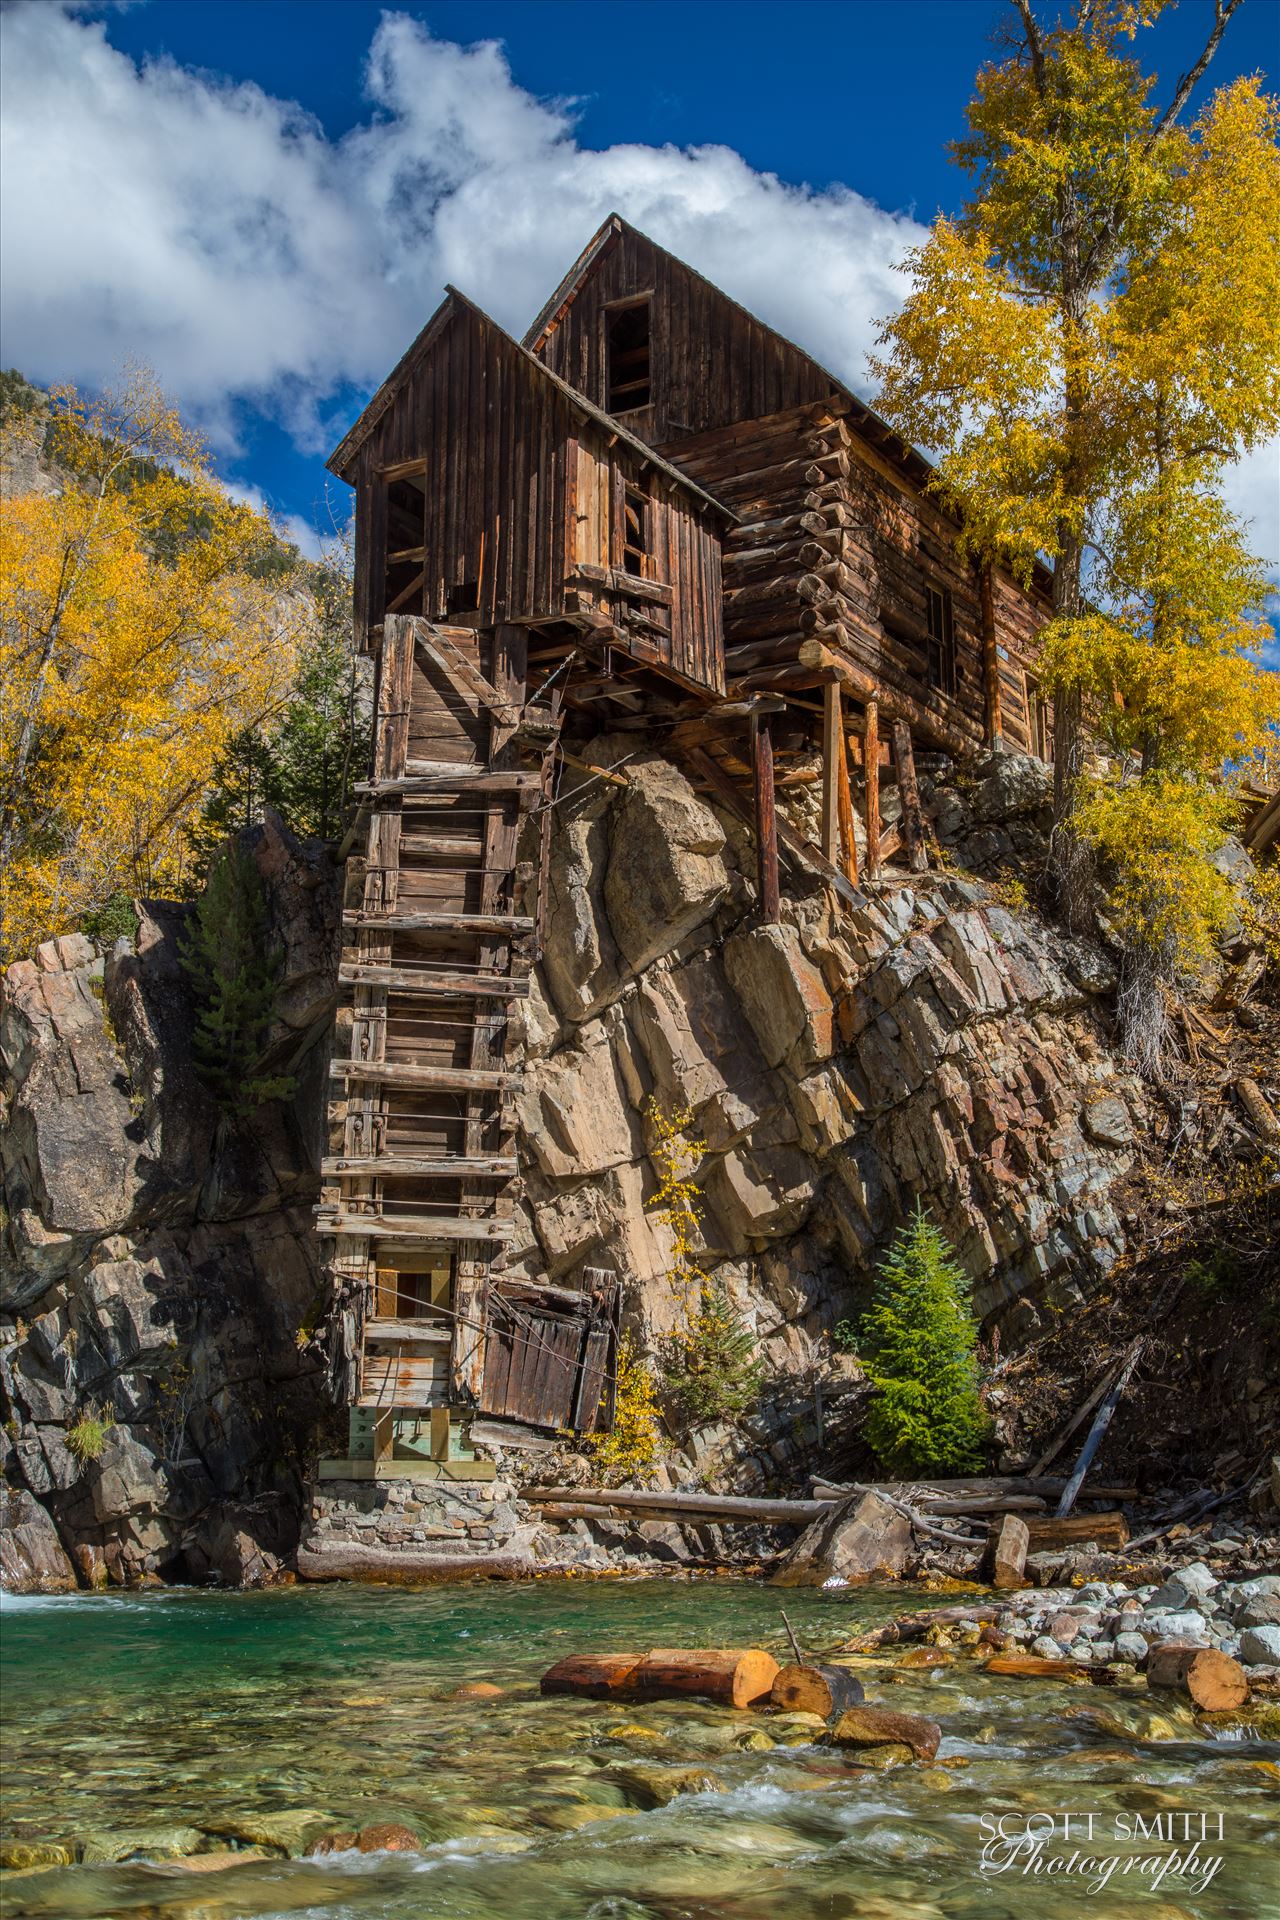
xmin=1 ymin=0 xmax=1276 ymax=577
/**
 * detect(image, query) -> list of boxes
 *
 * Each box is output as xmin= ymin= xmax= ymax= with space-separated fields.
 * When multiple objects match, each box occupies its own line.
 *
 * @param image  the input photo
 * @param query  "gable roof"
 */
xmin=326 ymin=284 xmax=735 ymax=522
xmin=523 ymin=211 xmax=935 ymax=490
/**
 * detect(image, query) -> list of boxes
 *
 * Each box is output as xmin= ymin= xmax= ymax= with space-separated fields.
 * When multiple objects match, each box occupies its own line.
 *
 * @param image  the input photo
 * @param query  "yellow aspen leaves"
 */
xmin=0 ymin=368 xmax=303 ymax=962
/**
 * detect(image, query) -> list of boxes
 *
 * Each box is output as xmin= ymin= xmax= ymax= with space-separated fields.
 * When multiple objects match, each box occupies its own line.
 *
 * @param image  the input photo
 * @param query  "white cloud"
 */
xmin=1 ymin=0 xmax=1275 ymax=579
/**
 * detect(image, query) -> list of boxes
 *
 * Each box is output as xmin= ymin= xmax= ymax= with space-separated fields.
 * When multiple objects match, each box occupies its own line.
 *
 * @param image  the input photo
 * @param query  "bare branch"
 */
xmin=1013 ymin=0 xmax=1047 ymax=91
xmin=1152 ymin=0 xmax=1245 ymax=141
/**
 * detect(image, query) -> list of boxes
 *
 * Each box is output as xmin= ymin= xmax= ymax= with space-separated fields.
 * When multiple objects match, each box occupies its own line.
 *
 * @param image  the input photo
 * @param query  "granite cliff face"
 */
xmin=0 ymin=756 xmax=1147 ymax=1587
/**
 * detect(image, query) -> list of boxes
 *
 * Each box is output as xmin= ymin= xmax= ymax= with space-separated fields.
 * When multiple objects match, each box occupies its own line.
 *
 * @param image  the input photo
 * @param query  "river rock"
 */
xmin=1148 ymin=1564 xmax=1217 ymax=1610
xmin=356 ymin=1823 xmax=420 ymax=1853
xmin=1240 ymin=1625 xmax=1280 ymax=1667
xmin=610 ymin=1763 xmax=726 ymax=1809
xmin=1114 ymin=1631 xmax=1149 ymax=1665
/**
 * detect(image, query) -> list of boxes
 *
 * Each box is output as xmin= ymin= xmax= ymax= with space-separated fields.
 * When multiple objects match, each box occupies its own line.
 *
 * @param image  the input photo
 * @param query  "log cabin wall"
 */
xmin=527 ymin=218 xmax=1051 ymax=756
xmin=344 ymin=295 xmax=726 ymax=699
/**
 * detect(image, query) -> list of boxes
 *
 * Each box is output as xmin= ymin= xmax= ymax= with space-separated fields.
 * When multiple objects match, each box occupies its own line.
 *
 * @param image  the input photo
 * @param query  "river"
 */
xmin=1 ymin=1579 xmax=1277 ymax=1917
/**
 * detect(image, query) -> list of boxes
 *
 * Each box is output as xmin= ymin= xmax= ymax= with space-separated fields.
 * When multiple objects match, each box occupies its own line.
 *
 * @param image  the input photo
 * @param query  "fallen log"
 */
xmin=630 ymin=1648 xmax=779 ymax=1710
xmin=1055 ymin=1342 xmax=1146 ymax=1518
xmin=830 ymin=1705 xmax=941 ymax=1761
xmin=839 ymin=1602 xmax=1002 ymax=1651
xmin=770 ymin=1663 xmax=865 ymax=1721
xmin=984 ymin=1654 xmax=1094 ymax=1683
xmin=988 ymin=1513 xmax=1030 ymax=1590
xmin=526 ymin=1487 xmax=826 ymax=1524
xmin=1235 ymin=1076 xmax=1280 ymax=1143
xmin=1026 ymin=1511 xmax=1130 ymax=1553
xmin=1146 ymin=1643 xmax=1248 ymax=1713
xmin=540 ymin=1654 xmax=644 ymax=1700
xmin=810 ymin=1476 xmax=1137 ymax=1504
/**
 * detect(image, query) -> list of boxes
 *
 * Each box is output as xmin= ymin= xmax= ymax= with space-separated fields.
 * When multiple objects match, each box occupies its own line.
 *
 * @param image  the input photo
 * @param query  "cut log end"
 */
xmin=1146 ymin=1643 xmax=1249 ymax=1713
xmin=769 ymin=1662 xmax=865 ymax=1722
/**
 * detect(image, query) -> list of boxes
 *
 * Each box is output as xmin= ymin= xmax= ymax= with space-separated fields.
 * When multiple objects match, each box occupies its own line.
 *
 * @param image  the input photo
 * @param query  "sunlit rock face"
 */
xmin=1 ymin=765 xmax=1144 ymax=1584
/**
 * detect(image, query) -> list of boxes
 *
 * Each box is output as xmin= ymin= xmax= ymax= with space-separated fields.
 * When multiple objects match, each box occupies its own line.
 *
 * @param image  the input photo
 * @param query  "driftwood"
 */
xmin=988 ymin=1513 xmax=1030 ymax=1589
xmin=631 ymin=1648 xmax=779 ymax=1710
xmin=1026 ymin=1510 xmax=1130 ymax=1553
xmin=1146 ymin=1642 xmax=1249 ymax=1713
xmin=840 ymin=1602 xmax=1002 ymax=1651
xmin=1235 ymin=1076 xmax=1280 ymax=1143
xmin=540 ymin=1654 xmax=643 ymax=1699
xmin=984 ymin=1654 xmax=1094 ymax=1683
xmin=770 ymin=1662 xmax=865 ymax=1720
xmin=1055 ymin=1341 xmax=1146 ymax=1518
xmin=811 ymin=1476 xmax=1136 ymax=1504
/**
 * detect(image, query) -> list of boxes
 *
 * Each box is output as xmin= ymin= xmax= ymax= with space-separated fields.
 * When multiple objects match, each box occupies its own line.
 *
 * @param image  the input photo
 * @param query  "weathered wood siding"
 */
xmin=349 ymin=300 xmax=724 ymax=695
xmin=531 ymin=224 xmax=837 ymax=445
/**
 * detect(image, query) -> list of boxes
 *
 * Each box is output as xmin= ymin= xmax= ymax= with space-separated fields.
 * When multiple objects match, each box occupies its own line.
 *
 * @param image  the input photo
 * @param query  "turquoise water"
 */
xmin=2 ymin=1578 xmax=1278 ymax=1918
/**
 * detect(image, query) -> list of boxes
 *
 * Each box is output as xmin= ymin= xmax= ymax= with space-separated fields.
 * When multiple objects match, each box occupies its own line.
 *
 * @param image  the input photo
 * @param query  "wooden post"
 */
xmin=821 ymin=683 xmax=841 ymax=866
xmin=892 ymin=720 xmax=928 ymax=873
xmin=752 ymin=714 xmax=781 ymax=923
xmin=373 ymin=1410 xmax=395 ymax=1471
xmin=979 ymin=563 xmax=1002 ymax=750
xmin=835 ymin=720 xmax=858 ymax=887
xmin=863 ymin=699 xmax=881 ymax=880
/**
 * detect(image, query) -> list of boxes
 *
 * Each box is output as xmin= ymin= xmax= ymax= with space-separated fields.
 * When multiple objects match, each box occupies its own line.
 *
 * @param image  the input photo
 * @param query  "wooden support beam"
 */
xmin=863 ymin=700 xmax=882 ymax=880
xmin=317 ymin=1211 xmax=515 ymax=1242
xmin=752 ymin=714 xmax=781 ymax=924
xmin=821 ymin=683 xmax=841 ymax=867
xmin=364 ymin=1319 xmax=453 ymax=1344
xmin=413 ymin=625 xmax=518 ymax=722
xmin=322 ymin=1154 xmax=517 ymax=1180
xmin=373 ymin=1410 xmax=395 ymax=1468
xmin=329 ymin=1060 xmax=518 ymax=1093
xmin=356 ymin=771 xmax=539 ymax=797
xmin=343 ymin=910 xmax=534 ymax=936
xmin=337 ymin=964 xmax=528 ymax=999
xmin=796 ymin=638 xmax=974 ymax=756
xmin=835 ymin=705 xmax=859 ymax=887
xmin=892 ymin=721 xmax=929 ymax=873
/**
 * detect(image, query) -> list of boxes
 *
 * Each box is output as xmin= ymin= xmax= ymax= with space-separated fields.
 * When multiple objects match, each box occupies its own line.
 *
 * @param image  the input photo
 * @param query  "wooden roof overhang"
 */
xmin=326 ymin=285 xmax=737 ymax=532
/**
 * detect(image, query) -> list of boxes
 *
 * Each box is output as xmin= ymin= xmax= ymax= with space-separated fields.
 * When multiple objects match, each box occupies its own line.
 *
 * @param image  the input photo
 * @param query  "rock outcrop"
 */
xmin=1 ymin=814 xmax=342 ymax=1587
xmin=2 ymin=757 xmax=1150 ymax=1585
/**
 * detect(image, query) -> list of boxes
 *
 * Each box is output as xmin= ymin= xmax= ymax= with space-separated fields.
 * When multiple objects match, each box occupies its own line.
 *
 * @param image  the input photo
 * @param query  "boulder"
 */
xmin=604 ymin=758 xmax=732 ymax=973
xmin=0 ymin=1486 xmax=76 ymax=1592
xmin=722 ymin=922 xmax=835 ymax=1074
xmin=771 ymin=1490 xmax=912 ymax=1587
xmin=1240 ymin=1624 xmax=1280 ymax=1667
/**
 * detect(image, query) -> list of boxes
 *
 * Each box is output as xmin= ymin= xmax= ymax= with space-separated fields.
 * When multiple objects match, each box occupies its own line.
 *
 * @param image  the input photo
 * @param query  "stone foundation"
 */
xmin=296 ymin=1475 xmax=542 ymax=1580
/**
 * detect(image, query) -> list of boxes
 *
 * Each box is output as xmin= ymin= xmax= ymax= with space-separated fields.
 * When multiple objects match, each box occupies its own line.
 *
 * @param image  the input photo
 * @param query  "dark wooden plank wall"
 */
xmin=532 ymin=226 xmax=836 ymax=445
xmin=351 ymin=304 xmax=725 ymax=695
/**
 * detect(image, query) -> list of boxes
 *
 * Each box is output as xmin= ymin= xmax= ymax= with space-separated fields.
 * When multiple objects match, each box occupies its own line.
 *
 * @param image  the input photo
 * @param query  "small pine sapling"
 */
xmin=858 ymin=1204 xmax=991 ymax=1477
xmin=662 ymin=1286 xmax=765 ymax=1428
xmin=179 ymin=843 xmax=295 ymax=1122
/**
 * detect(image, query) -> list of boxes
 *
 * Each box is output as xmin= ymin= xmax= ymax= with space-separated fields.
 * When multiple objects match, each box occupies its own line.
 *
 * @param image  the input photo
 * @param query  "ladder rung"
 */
xmin=317 ymin=1211 xmax=515 ymax=1242
xmin=344 ymin=911 xmax=533 ymax=936
xmin=363 ymin=1319 xmax=452 ymax=1344
xmin=322 ymin=1154 xmax=516 ymax=1179
xmin=329 ymin=1060 xmax=518 ymax=1092
xmin=338 ymin=964 xmax=529 ymax=998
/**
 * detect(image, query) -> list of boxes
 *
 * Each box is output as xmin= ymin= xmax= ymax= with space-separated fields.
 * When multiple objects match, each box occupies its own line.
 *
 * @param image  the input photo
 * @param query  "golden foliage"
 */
xmin=0 ymin=367 xmax=302 ymax=961
xmin=585 ymin=1333 xmax=661 ymax=1484
xmin=1075 ymin=772 xmax=1238 ymax=976
xmin=645 ymin=1097 xmax=706 ymax=1316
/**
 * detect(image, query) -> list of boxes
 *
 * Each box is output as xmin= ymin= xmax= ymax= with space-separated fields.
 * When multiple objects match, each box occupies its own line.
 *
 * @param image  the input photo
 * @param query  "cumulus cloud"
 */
xmin=1 ymin=0 xmax=1274 ymax=574
xmin=0 ymin=4 xmax=918 ymax=438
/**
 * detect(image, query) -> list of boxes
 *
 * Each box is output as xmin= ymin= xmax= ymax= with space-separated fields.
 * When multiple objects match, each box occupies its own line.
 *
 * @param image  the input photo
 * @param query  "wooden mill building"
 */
xmin=319 ymin=215 xmax=1053 ymax=1476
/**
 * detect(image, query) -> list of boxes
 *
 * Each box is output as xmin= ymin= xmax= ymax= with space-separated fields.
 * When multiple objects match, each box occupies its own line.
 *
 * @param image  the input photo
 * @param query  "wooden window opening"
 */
xmin=606 ymin=299 xmax=652 ymax=413
xmin=1025 ymin=672 xmax=1052 ymax=762
xmin=381 ymin=468 xmax=427 ymax=619
xmin=925 ymin=583 xmax=957 ymax=698
xmin=621 ymin=481 xmax=650 ymax=577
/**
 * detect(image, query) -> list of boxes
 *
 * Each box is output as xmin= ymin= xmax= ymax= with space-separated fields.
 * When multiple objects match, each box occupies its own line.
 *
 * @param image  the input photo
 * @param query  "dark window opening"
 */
xmin=446 ymin=578 xmax=479 ymax=616
xmin=621 ymin=483 xmax=649 ymax=576
xmin=926 ymin=583 xmax=956 ymax=698
xmin=381 ymin=471 xmax=426 ymax=618
xmin=607 ymin=301 xmax=652 ymax=413
xmin=1026 ymin=673 xmax=1052 ymax=762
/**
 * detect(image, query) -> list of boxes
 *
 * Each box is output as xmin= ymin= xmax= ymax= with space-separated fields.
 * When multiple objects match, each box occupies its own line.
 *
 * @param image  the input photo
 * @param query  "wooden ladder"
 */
xmin=320 ymin=614 xmax=555 ymax=1462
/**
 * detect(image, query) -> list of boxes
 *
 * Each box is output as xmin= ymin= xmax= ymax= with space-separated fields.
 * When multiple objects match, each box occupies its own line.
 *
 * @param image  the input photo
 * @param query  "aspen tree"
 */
xmin=872 ymin=1 xmax=1279 ymax=957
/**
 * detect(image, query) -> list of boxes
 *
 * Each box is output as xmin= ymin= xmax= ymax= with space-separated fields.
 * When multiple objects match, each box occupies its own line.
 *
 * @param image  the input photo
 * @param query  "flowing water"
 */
xmin=1 ymin=1578 xmax=1277 ymax=1919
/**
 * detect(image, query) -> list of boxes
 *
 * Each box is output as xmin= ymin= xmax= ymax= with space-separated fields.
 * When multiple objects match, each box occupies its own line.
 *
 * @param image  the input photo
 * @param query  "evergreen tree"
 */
xmin=179 ymin=843 xmax=294 ymax=1121
xmin=858 ymin=1206 xmax=991 ymax=1477
xmin=662 ymin=1287 xmax=765 ymax=1427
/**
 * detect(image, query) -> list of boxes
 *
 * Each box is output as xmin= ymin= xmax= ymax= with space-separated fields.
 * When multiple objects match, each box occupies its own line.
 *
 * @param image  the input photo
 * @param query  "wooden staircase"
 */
xmin=320 ymin=613 xmax=554 ymax=1459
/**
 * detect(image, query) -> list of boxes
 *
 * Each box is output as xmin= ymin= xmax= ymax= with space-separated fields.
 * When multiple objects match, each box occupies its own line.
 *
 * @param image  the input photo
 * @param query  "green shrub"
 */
xmin=858 ymin=1204 xmax=991 ymax=1477
xmin=661 ymin=1287 xmax=764 ymax=1427
xmin=65 ymin=1403 xmax=114 ymax=1466
xmin=179 ymin=843 xmax=295 ymax=1121
xmin=80 ymin=890 xmax=139 ymax=951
